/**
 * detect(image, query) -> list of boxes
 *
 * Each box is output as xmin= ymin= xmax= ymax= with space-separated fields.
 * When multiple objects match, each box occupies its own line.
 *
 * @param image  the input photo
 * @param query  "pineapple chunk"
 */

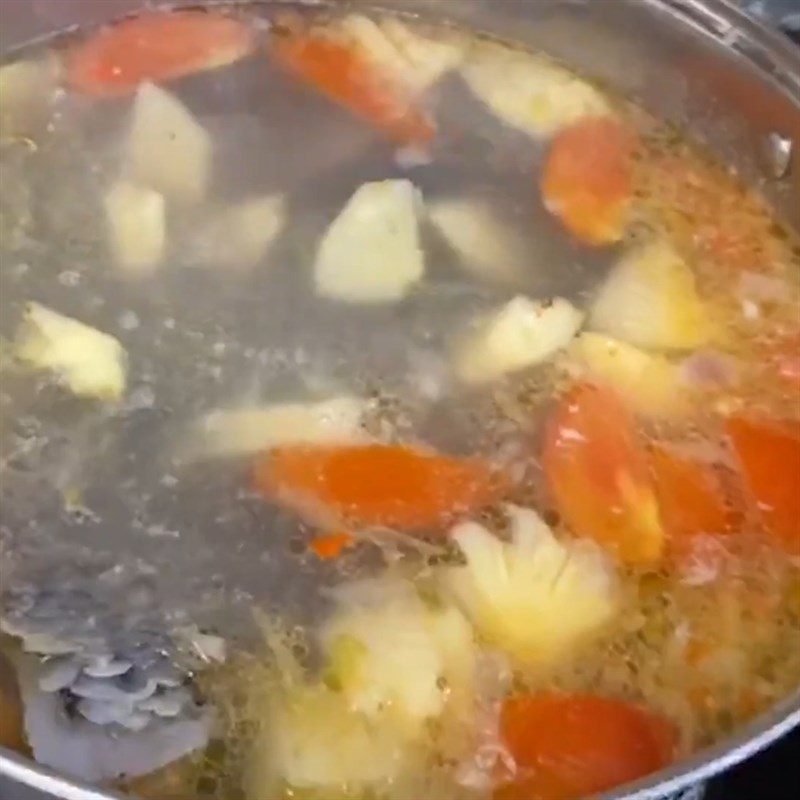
xmin=335 ymin=14 xmax=467 ymax=94
xmin=460 ymin=40 xmax=610 ymax=138
xmin=189 ymin=396 xmax=369 ymax=459
xmin=569 ymin=332 xmax=689 ymax=417
xmin=126 ymin=83 xmax=211 ymax=204
xmin=104 ymin=181 xmax=166 ymax=276
xmin=314 ymin=180 xmax=424 ymax=303
xmin=215 ymin=195 xmax=286 ymax=268
xmin=14 ymin=303 xmax=127 ymax=401
xmin=428 ymin=198 xmax=527 ymax=286
xmin=454 ymin=296 xmax=584 ymax=384
xmin=245 ymin=684 xmax=413 ymax=798
xmin=190 ymin=195 xmax=287 ymax=270
xmin=320 ymin=578 xmax=475 ymax=728
xmin=444 ymin=506 xmax=617 ymax=665
xmin=0 ymin=56 xmax=59 ymax=137
xmin=590 ymin=239 xmax=713 ymax=351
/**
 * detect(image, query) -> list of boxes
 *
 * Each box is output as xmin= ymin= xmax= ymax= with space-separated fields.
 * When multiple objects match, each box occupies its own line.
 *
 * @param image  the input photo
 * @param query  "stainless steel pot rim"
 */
xmin=0 ymin=1 xmax=798 ymax=799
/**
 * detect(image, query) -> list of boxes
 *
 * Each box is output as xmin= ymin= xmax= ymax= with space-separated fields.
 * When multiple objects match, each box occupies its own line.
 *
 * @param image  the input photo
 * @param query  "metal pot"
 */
xmin=0 ymin=1 xmax=798 ymax=798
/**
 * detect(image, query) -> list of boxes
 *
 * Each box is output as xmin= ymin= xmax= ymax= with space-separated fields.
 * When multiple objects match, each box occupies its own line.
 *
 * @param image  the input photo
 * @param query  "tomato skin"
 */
xmin=272 ymin=34 xmax=434 ymax=144
xmin=254 ymin=444 xmax=509 ymax=532
xmin=726 ymin=416 xmax=800 ymax=556
xmin=540 ymin=117 xmax=636 ymax=246
xmin=309 ymin=531 xmax=355 ymax=559
xmin=542 ymin=383 xmax=665 ymax=564
xmin=650 ymin=444 xmax=734 ymax=541
xmin=66 ymin=11 xmax=254 ymax=96
xmin=497 ymin=692 xmax=676 ymax=800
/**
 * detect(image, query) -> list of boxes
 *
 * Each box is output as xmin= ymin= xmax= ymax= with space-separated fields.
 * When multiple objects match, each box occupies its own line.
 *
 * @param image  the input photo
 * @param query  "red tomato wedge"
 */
xmin=540 ymin=117 xmax=636 ymax=246
xmin=496 ymin=692 xmax=676 ymax=800
xmin=66 ymin=11 xmax=255 ymax=97
xmin=309 ymin=531 xmax=356 ymax=560
xmin=542 ymin=383 xmax=665 ymax=564
xmin=726 ymin=416 xmax=800 ymax=556
xmin=650 ymin=444 xmax=734 ymax=542
xmin=254 ymin=444 xmax=509 ymax=532
xmin=271 ymin=34 xmax=435 ymax=145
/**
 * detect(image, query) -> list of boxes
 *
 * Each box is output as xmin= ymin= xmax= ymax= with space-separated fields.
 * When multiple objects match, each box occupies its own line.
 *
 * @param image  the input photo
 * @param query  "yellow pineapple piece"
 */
xmin=589 ymin=238 xmax=714 ymax=351
xmin=444 ymin=506 xmax=617 ymax=665
xmin=569 ymin=332 xmax=690 ymax=417
xmin=15 ymin=303 xmax=127 ymax=401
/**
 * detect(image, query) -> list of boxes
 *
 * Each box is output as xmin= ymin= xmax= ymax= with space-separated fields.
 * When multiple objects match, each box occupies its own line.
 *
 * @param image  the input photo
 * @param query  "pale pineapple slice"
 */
xmin=104 ymin=181 xmax=166 ymax=276
xmin=314 ymin=180 xmax=424 ymax=303
xmin=320 ymin=577 xmax=475 ymax=729
xmin=14 ymin=303 xmax=127 ymax=401
xmin=444 ymin=506 xmax=617 ymax=665
xmin=0 ymin=56 xmax=59 ymax=137
xmin=188 ymin=396 xmax=369 ymax=459
xmin=428 ymin=198 xmax=528 ymax=286
xmin=245 ymin=684 xmax=414 ymax=799
xmin=335 ymin=14 xmax=468 ymax=94
xmin=126 ymin=83 xmax=212 ymax=204
xmin=589 ymin=238 xmax=713 ymax=351
xmin=454 ymin=296 xmax=583 ymax=384
xmin=569 ymin=332 xmax=690 ymax=417
xmin=460 ymin=39 xmax=610 ymax=138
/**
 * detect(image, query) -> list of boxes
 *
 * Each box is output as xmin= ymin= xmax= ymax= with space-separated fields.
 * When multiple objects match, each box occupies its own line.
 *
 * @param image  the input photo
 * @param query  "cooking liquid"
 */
xmin=0 ymin=4 xmax=799 ymax=799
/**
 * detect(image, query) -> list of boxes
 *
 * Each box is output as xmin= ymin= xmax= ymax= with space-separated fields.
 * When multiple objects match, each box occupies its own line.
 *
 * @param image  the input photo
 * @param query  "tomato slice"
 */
xmin=542 ymin=383 xmax=665 ymax=564
xmin=308 ymin=531 xmax=356 ymax=560
xmin=497 ymin=692 xmax=676 ymax=800
xmin=254 ymin=444 xmax=509 ymax=532
xmin=272 ymin=34 xmax=434 ymax=144
xmin=650 ymin=444 xmax=734 ymax=542
xmin=66 ymin=11 xmax=255 ymax=97
xmin=727 ymin=416 xmax=800 ymax=556
xmin=540 ymin=117 xmax=636 ymax=246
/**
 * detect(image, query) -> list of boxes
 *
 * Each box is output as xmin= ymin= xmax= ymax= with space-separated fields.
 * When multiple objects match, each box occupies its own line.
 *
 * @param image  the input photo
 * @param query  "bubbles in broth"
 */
xmin=0 ymin=4 xmax=799 ymax=800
